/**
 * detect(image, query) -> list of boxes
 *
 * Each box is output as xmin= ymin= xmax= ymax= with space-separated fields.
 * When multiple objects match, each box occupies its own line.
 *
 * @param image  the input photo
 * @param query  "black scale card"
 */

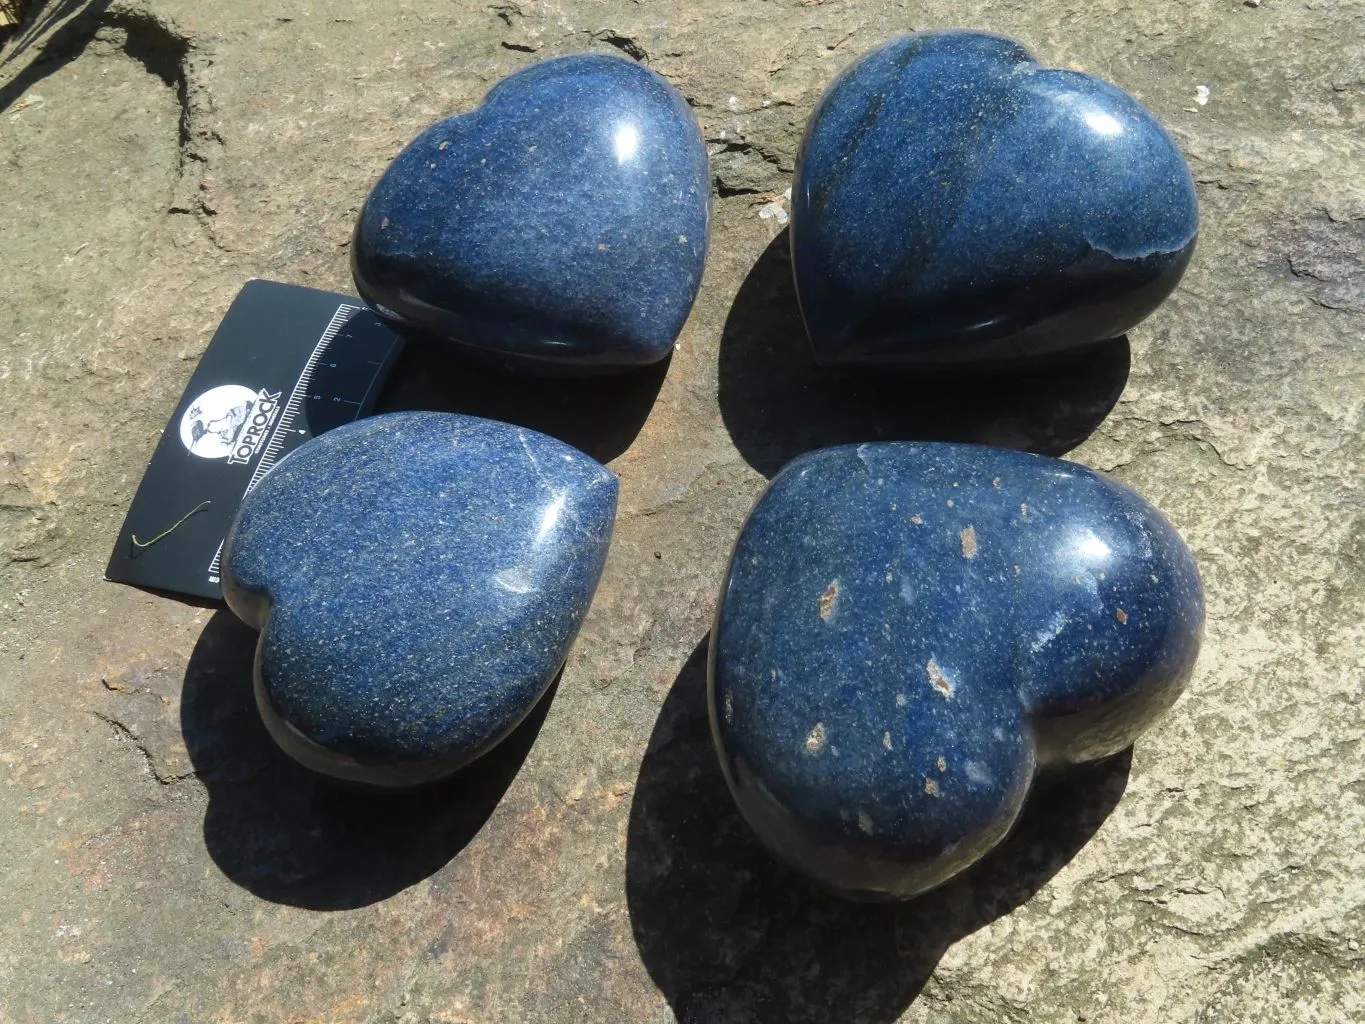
xmin=106 ymin=279 xmax=406 ymax=600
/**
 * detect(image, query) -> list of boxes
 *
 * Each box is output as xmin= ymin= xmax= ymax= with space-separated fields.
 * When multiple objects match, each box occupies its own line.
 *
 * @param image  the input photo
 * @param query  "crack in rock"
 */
xmin=591 ymin=28 xmax=648 ymax=62
xmin=92 ymin=712 xmax=197 ymax=786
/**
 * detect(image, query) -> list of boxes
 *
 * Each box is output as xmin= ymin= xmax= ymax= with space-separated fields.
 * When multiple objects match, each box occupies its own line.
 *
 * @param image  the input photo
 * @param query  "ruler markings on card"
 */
xmin=207 ymin=302 xmax=363 ymax=583
xmin=246 ymin=302 xmax=362 ymax=495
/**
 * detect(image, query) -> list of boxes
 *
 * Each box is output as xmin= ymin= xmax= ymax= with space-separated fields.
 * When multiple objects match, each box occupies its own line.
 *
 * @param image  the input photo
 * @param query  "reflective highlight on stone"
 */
xmin=353 ymin=54 xmax=710 ymax=373
xmin=709 ymin=442 xmax=1203 ymax=899
xmin=791 ymin=31 xmax=1199 ymax=368
xmin=222 ymin=412 xmax=617 ymax=787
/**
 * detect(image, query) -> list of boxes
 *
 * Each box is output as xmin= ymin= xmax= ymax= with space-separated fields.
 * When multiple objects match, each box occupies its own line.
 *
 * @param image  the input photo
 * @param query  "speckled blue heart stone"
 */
xmin=709 ymin=442 xmax=1203 ymax=899
xmin=352 ymin=54 xmax=710 ymax=374
xmin=221 ymin=412 xmax=617 ymax=787
xmin=791 ymin=31 xmax=1199 ymax=369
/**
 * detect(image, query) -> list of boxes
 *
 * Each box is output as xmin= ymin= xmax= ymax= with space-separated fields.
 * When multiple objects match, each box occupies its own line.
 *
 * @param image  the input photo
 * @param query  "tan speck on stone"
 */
xmin=924 ymin=778 xmax=940 ymax=797
xmin=1116 ymin=608 xmax=1129 ymax=624
xmin=805 ymin=722 xmax=827 ymax=754
xmin=937 ymin=755 xmax=947 ymax=772
xmin=819 ymin=579 xmax=840 ymax=621
xmin=926 ymin=658 xmax=954 ymax=699
xmin=960 ymin=525 xmax=978 ymax=559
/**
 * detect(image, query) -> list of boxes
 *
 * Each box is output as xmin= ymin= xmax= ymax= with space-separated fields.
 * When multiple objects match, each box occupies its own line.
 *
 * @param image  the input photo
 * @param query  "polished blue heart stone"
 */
xmin=791 ymin=31 xmax=1199 ymax=368
xmin=709 ymin=442 xmax=1203 ymax=899
xmin=222 ymin=412 xmax=617 ymax=787
xmin=352 ymin=54 xmax=710 ymax=374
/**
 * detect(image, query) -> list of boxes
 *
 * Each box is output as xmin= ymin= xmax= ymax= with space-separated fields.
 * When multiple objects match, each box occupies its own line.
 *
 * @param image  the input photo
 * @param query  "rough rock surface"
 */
xmin=1 ymin=1 xmax=1363 ymax=1022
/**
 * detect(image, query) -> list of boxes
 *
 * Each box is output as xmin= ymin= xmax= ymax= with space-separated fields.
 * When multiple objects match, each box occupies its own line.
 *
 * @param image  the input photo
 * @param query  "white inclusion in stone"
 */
xmin=1083 ymin=109 xmax=1124 ymax=136
xmin=535 ymin=491 xmax=567 ymax=542
xmin=613 ymin=122 xmax=640 ymax=164
xmin=1124 ymin=508 xmax=1156 ymax=558
xmin=1030 ymin=609 xmax=1069 ymax=653
xmin=494 ymin=566 xmax=535 ymax=594
xmin=964 ymin=761 xmax=993 ymax=787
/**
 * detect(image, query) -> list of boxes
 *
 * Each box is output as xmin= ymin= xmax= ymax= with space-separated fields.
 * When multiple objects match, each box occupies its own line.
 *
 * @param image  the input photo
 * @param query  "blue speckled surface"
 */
xmin=221 ymin=412 xmax=618 ymax=787
xmin=709 ymin=442 xmax=1203 ymax=899
xmin=791 ymin=31 xmax=1199 ymax=368
xmin=352 ymin=54 xmax=710 ymax=373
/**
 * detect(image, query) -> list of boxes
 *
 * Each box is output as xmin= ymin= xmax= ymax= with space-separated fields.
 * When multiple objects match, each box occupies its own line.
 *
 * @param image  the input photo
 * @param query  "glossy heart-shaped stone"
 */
xmin=709 ymin=442 xmax=1203 ymax=899
xmin=352 ymin=54 xmax=710 ymax=374
xmin=791 ymin=31 xmax=1199 ymax=369
xmin=222 ymin=412 xmax=617 ymax=787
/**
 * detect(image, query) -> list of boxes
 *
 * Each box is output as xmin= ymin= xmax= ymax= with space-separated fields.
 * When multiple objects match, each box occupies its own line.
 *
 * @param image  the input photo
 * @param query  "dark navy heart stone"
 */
xmin=709 ymin=442 xmax=1203 ymax=899
xmin=352 ymin=54 xmax=710 ymax=374
xmin=790 ymin=31 xmax=1199 ymax=369
xmin=221 ymin=412 xmax=617 ymax=787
